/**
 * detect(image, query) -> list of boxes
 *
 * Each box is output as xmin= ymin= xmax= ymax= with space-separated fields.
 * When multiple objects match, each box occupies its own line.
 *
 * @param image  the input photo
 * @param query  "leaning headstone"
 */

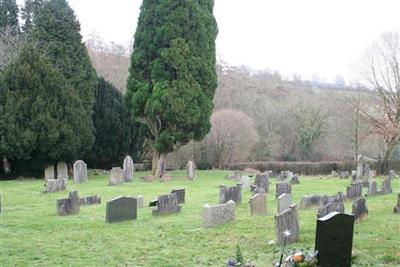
xmin=250 ymin=193 xmax=267 ymax=215
xmin=240 ymin=175 xmax=251 ymax=189
xmin=122 ymin=155 xmax=134 ymax=182
xmin=274 ymin=204 xmax=299 ymax=245
xmin=380 ymin=178 xmax=392 ymax=194
xmin=290 ymin=174 xmax=300 ymax=185
xmin=79 ymin=196 xmax=101 ymax=205
xmin=136 ymin=195 xmax=145 ymax=208
xmin=277 ymin=193 xmax=292 ymax=213
xmin=346 ymin=181 xmax=362 ymax=200
xmin=389 ymin=170 xmax=397 ymax=180
xmin=275 ymin=183 xmax=292 ymax=199
xmin=73 ymin=160 xmax=87 ymax=184
xmin=44 ymin=165 xmax=55 ymax=181
xmin=219 ymin=184 xmax=242 ymax=204
xmin=254 ymin=173 xmax=269 ymax=192
xmin=203 ymin=200 xmax=235 ymax=228
xmin=393 ymin=193 xmax=400 ymax=214
xmin=152 ymin=193 xmax=181 ymax=215
xmin=45 ymin=178 xmax=67 ymax=193
xmin=105 ymin=196 xmax=137 ymax=223
xmin=315 ymin=212 xmax=354 ymax=267
xmin=57 ymin=191 xmax=80 ymax=216
xmin=57 ymin=162 xmax=68 ymax=180
xmin=367 ymin=180 xmax=378 ymax=196
xmin=251 ymin=185 xmax=265 ymax=196
xmin=171 ymin=188 xmax=185 ymax=204
xmin=108 ymin=167 xmax=123 ymax=186
xmin=186 ymin=160 xmax=196 ymax=180
xmin=352 ymin=198 xmax=368 ymax=222
xmin=317 ymin=201 xmax=345 ymax=218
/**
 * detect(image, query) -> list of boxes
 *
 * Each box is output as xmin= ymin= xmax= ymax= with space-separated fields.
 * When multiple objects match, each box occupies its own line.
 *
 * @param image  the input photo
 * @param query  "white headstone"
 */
xmin=122 ymin=155 xmax=134 ymax=182
xmin=277 ymin=193 xmax=292 ymax=213
xmin=57 ymin=162 xmax=68 ymax=180
xmin=73 ymin=160 xmax=87 ymax=184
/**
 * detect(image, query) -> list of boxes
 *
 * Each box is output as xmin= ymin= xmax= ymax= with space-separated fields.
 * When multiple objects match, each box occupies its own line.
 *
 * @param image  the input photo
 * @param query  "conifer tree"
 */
xmin=0 ymin=0 xmax=19 ymax=33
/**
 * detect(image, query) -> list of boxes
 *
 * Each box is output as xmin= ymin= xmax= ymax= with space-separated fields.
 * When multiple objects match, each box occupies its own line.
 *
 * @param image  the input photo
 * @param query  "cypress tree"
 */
xmin=30 ymin=0 xmax=97 ymax=154
xmin=0 ymin=0 xmax=19 ymax=33
xmin=0 ymin=45 xmax=91 ymax=176
xmin=126 ymin=0 xmax=218 ymax=177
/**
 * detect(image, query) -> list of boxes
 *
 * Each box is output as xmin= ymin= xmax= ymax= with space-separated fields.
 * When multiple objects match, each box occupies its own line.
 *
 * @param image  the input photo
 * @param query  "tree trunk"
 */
xmin=383 ymin=141 xmax=396 ymax=174
xmin=151 ymin=150 xmax=159 ymax=175
xmin=155 ymin=153 xmax=167 ymax=178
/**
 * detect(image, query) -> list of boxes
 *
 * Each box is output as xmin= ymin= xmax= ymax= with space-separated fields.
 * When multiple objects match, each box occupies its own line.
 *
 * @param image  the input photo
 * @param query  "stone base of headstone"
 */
xmin=219 ymin=184 xmax=242 ymax=204
xmin=250 ymin=193 xmax=267 ymax=215
xmin=152 ymin=193 xmax=181 ymax=215
xmin=143 ymin=175 xmax=156 ymax=182
xmin=106 ymin=196 xmax=137 ymax=223
xmin=160 ymin=175 xmax=172 ymax=182
xmin=352 ymin=198 xmax=368 ymax=222
xmin=171 ymin=188 xmax=185 ymax=204
xmin=57 ymin=191 xmax=80 ymax=216
xmin=274 ymin=204 xmax=299 ymax=245
xmin=203 ymin=200 xmax=235 ymax=228
xmin=45 ymin=178 xmax=67 ymax=193
xmin=394 ymin=193 xmax=400 ymax=214
xmin=79 ymin=196 xmax=101 ymax=205
xmin=317 ymin=201 xmax=345 ymax=219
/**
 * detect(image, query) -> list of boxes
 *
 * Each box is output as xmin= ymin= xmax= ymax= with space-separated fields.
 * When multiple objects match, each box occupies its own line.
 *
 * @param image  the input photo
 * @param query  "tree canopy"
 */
xmin=0 ymin=0 xmax=19 ymax=31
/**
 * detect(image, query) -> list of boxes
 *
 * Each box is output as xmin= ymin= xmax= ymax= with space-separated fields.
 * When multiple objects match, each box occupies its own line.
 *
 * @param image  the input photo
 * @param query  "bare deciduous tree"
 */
xmin=0 ymin=26 xmax=26 ymax=73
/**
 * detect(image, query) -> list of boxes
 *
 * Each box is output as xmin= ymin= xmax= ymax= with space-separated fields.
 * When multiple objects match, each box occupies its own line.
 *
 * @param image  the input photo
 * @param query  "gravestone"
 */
xmin=380 ymin=178 xmax=392 ymax=194
xmin=160 ymin=175 xmax=172 ymax=182
xmin=186 ymin=160 xmax=196 ymax=180
xmin=219 ymin=184 xmax=242 ymax=204
xmin=79 ymin=196 xmax=101 ymax=205
xmin=122 ymin=155 xmax=134 ymax=182
xmin=352 ymin=198 xmax=368 ymax=222
xmin=274 ymin=204 xmax=299 ymax=245
xmin=44 ymin=165 xmax=55 ymax=180
xmin=393 ymin=193 xmax=400 ymax=214
xmin=152 ymin=193 xmax=181 ymax=215
xmin=331 ymin=170 xmax=338 ymax=177
xmin=203 ymin=200 xmax=235 ymax=228
xmin=389 ymin=170 xmax=397 ymax=180
xmin=351 ymin=170 xmax=357 ymax=180
xmin=57 ymin=162 xmax=68 ymax=180
xmin=299 ymin=193 xmax=343 ymax=209
xmin=225 ymin=171 xmax=241 ymax=181
xmin=136 ymin=195 xmax=145 ymax=208
xmin=250 ymin=193 xmax=267 ymax=215
xmin=251 ymin=185 xmax=265 ymax=196
xmin=275 ymin=183 xmax=292 ymax=199
xmin=367 ymin=180 xmax=378 ymax=196
xmin=73 ymin=160 xmax=87 ymax=184
xmin=317 ymin=201 xmax=345 ymax=218
xmin=290 ymin=174 xmax=300 ymax=185
xmin=315 ymin=212 xmax=354 ymax=267
xmin=254 ymin=173 xmax=269 ymax=192
xmin=57 ymin=191 xmax=80 ymax=216
xmin=340 ymin=171 xmax=350 ymax=179
xmin=346 ymin=181 xmax=362 ymax=200
xmin=171 ymin=188 xmax=185 ymax=204
xmin=45 ymin=178 xmax=67 ymax=193
xmin=240 ymin=175 xmax=251 ymax=189
xmin=277 ymin=193 xmax=292 ymax=213
xmin=108 ymin=167 xmax=123 ymax=185
xmin=105 ymin=196 xmax=137 ymax=223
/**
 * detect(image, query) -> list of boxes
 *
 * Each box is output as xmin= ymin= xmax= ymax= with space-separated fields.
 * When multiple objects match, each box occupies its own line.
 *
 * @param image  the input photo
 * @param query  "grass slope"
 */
xmin=0 ymin=170 xmax=399 ymax=266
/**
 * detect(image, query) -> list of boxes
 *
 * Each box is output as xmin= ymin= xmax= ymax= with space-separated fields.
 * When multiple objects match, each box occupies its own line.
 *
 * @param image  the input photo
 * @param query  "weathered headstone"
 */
xmin=152 ymin=193 xmax=181 ymax=215
xmin=122 ymin=155 xmax=134 ymax=182
xmin=254 ymin=173 xmax=269 ymax=192
xmin=225 ymin=171 xmax=241 ymax=181
xmin=73 ymin=160 xmax=87 ymax=184
xmin=44 ymin=165 xmax=55 ymax=181
xmin=219 ymin=184 xmax=242 ymax=204
xmin=171 ymin=188 xmax=185 ymax=204
xmin=45 ymin=178 xmax=67 ymax=193
xmin=136 ymin=195 xmax=145 ymax=208
xmin=57 ymin=162 xmax=68 ymax=180
xmin=250 ymin=193 xmax=267 ymax=215
xmin=340 ymin=171 xmax=350 ymax=179
xmin=240 ymin=175 xmax=251 ymax=189
xmin=315 ymin=212 xmax=354 ymax=267
xmin=108 ymin=167 xmax=123 ymax=186
xmin=331 ymin=170 xmax=338 ymax=177
xmin=367 ymin=180 xmax=378 ymax=196
xmin=380 ymin=178 xmax=392 ymax=194
xmin=186 ymin=160 xmax=196 ymax=180
xmin=299 ymin=193 xmax=344 ymax=210
xmin=352 ymin=198 xmax=368 ymax=222
xmin=79 ymin=195 xmax=101 ymax=205
xmin=317 ymin=201 xmax=345 ymax=218
xmin=57 ymin=191 xmax=80 ymax=216
xmin=351 ymin=170 xmax=357 ymax=180
xmin=106 ymin=196 xmax=137 ymax=223
xmin=389 ymin=170 xmax=397 ymax=180
xmin=277 ymin=193 xmax=292 ymax=213
xmin=290 ymin=174 xmax=300 ymax=185
xmin=346 ymin=181 xmax=362 ymax=200
xmin=393 ymin=193 xmax=400 ymax=214
xmin=251 ymin=185 xmax=266 ymax=196
xmin=203 ymin=200 xmax=235 ymax=227
xmin=275 ymin=183 xmax=292 ymax=199
xmin=274 ymin=204 xmax=299 ymax=245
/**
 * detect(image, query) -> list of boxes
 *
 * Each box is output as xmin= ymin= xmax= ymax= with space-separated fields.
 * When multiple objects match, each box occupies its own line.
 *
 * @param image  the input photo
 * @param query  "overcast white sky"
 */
xmin=17 ymin=0 xmax=400 ymax=83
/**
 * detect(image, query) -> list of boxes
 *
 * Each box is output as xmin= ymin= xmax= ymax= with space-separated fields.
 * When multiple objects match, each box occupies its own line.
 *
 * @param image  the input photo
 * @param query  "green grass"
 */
xmin=0 ymin=171 xmax=399 ymax=266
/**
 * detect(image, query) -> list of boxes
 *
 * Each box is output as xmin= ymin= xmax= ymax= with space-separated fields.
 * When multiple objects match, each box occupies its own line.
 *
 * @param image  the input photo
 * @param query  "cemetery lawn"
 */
xmin=1 ymin=171 xmax=399 ymax=267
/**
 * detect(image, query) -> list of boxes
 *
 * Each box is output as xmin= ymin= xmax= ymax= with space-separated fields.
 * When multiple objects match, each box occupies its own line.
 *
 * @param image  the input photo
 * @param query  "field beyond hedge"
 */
xmin=1 ymin=171 xmax=399 ymax=266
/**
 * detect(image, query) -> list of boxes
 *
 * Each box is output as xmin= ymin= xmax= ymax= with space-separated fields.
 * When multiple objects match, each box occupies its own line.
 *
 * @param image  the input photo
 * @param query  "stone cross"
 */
xmin=250 ymin=193 xmax=267 ymax=215
xmin=106 ymin=196 xmax=137 ymax=223
xmin=122 ymin=155 xmax=134 ymax=182
xmin=315 ymin=212 xmax=354 ymax=267
xmin=73 ymin=160 xmax=87 ymax=184
xmin=203 ymin=200 xmax=235 ymax=228
xmin=57 ymin=191 xmax=80 ymax=216
xmin=274 ymin=204 xmax=299 ymax=245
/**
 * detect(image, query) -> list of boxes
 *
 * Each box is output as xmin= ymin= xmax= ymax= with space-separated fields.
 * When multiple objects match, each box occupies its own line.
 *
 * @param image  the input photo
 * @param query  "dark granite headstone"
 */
xmin=254 ymin=173 xmax=269 ymax=192
xmin=275 ymin=183 xmax=292 ymax=199
xmin=152 ymin=193 xmax=181 ymax=215
xmin=57 ymin=191 xmax=80 ymax=216
xmin=219 ymin=184 xmax=242 ymax=204
xmin=105 ymin=196 xmax=137 ymax=223
xmin=315 ymin=212 xmax=354 ymax=267
xmin=394 ymin=193 xmax=400 ymax=214
xmin=352 ymin=198 xmax=368 ymax=222
xmin=80 ymin=196 xmax=101 ymax=205
xmin=171 ymin=188 xmax=185 ymax=204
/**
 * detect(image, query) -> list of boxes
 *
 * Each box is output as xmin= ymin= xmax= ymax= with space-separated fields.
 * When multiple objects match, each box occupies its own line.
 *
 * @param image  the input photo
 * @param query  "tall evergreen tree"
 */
xmin=0 ymin=0 xmax=19 ymax=33
xmin=30 ymin=0 xmax=97 ymax=154
xmin=0 ymin=45 xmax=91 ymax=176
xmin=126 ymin=0 xmax=218 ymax=177
xmin=20 ymin=0 xmax=44 ymax=32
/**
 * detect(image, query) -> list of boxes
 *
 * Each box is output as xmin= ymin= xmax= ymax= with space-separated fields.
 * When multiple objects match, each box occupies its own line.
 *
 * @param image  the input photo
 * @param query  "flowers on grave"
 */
xmin=226 ymin=246 xmax=255 ymax=267
xmin=275 ymin=248 xmax=318 ymax=267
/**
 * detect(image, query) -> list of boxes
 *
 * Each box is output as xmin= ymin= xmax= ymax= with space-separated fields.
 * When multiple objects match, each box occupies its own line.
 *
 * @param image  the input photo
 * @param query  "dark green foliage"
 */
xmin=0 ymin=45 xmax=91 ymax=176
xmin=20 ymin=0 xmax=44 ymax=32
xmin=29 ymin=0 xmax=97 ymax=152
xmin=0 ymin=0 xmax=19 ymax=31
xmin=86 ymin=77 xmax=141 ymax=168
xmin=126 ymin=0 xmax=218 ymax=154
